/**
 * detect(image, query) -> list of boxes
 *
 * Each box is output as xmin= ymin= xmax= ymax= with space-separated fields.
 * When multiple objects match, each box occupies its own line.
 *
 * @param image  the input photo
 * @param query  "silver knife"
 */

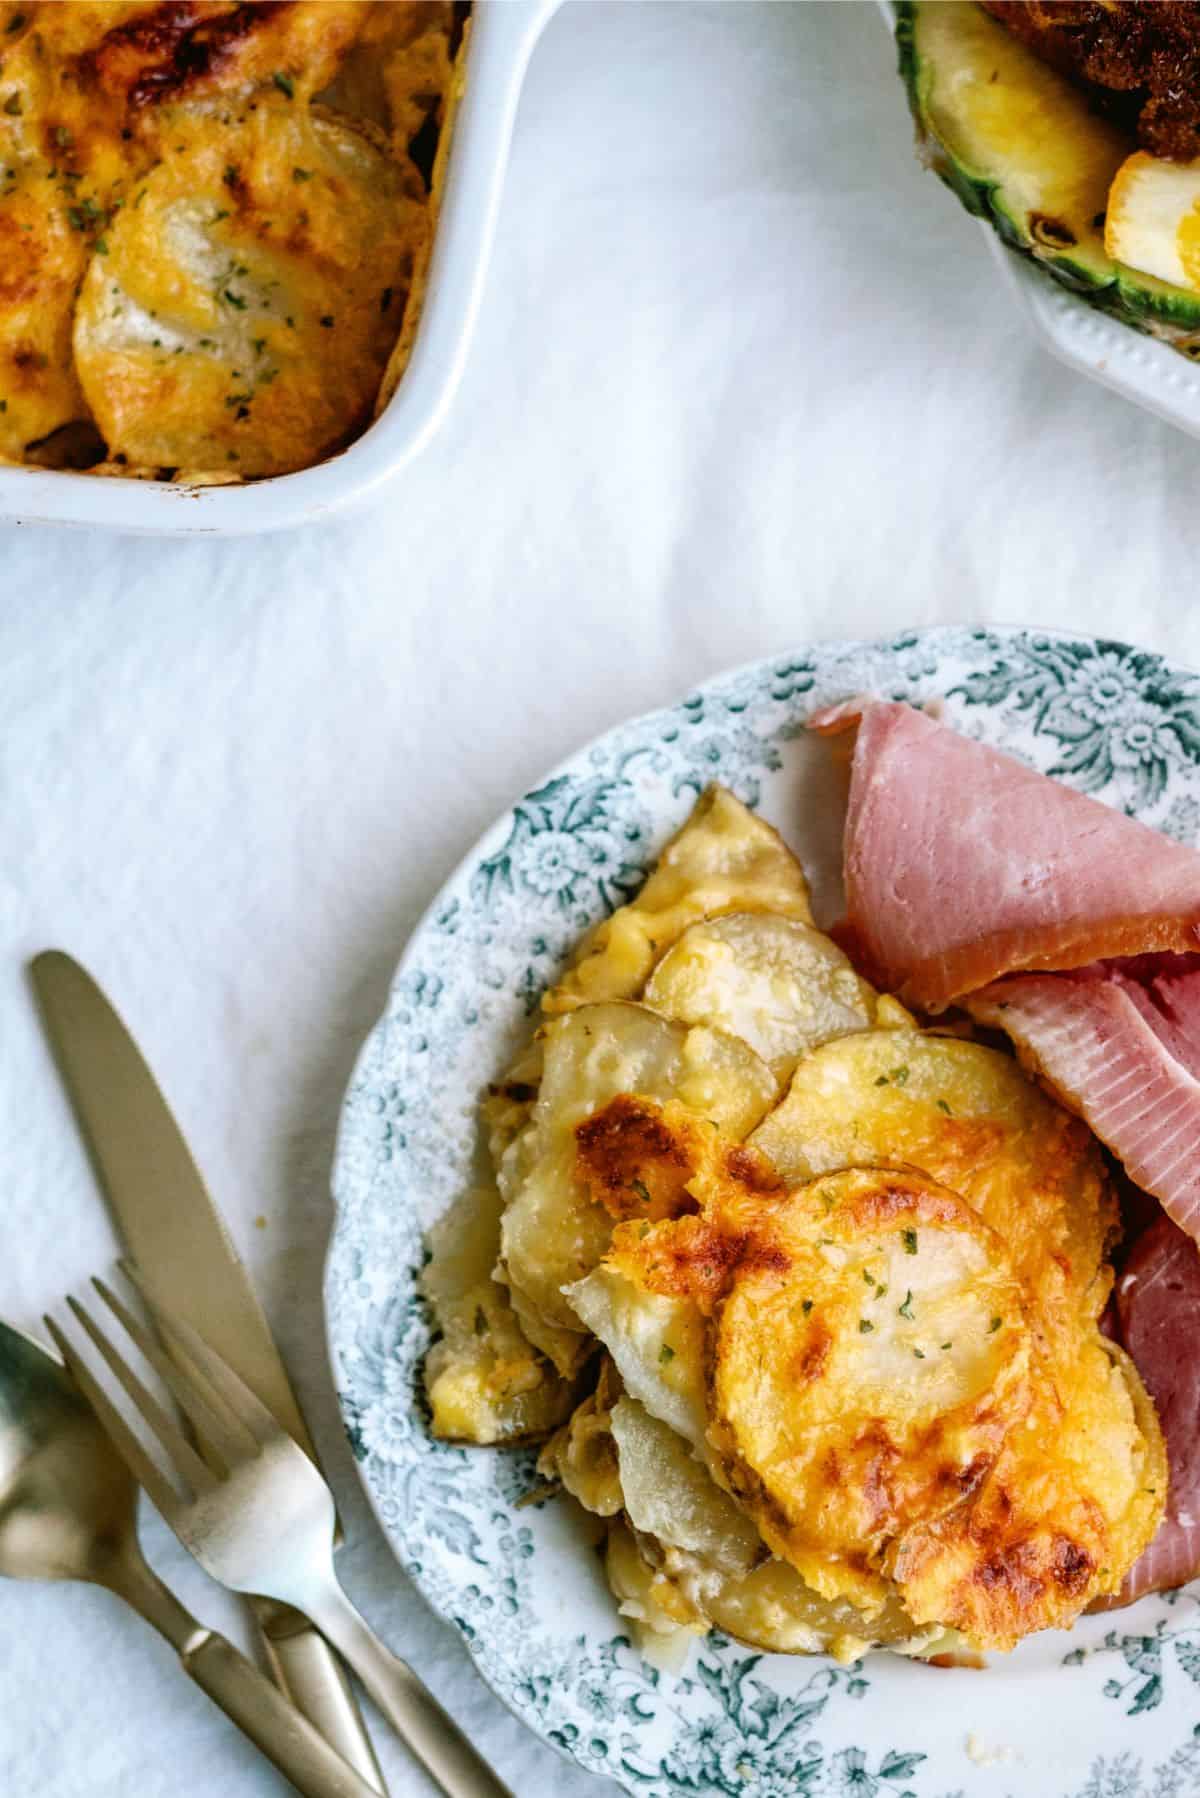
xmin=30 ymin=949 xmax=387 ymax=1796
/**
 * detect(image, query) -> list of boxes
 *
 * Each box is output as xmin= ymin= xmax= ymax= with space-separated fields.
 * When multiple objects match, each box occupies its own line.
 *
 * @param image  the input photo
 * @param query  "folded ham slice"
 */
xmin=816 ymin=700 xmax=1200 ymax=1013
xmin=968 ymin=958 xmax=1200 ymax=1244
xmin=1109 ymin=1215 xmax=1200 ymax=1600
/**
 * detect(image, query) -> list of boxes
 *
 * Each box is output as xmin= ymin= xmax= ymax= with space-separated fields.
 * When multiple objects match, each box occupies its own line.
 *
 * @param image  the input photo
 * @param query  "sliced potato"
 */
xmin=749 ymin=1031 xmax=1117 ymax=1342
xmin=892 ymin=1338 xmax=1166 ymax=1648
xmin=644 ymin=911 xmax=885 ymax=1079
xmin=74 ymin=100 xmax=427 ymax=476
xmin=703 ymin=1168 xmax=1032 ymax=1613
xmin=499 ymin=1004 xmax=774 ymax=1372
xmin=610 ymin=1397 xmax=762 ymax=1576
xmin=421 ymin=1185 xmax=578 ymax=1445
xmin=566 ymin=1264 xmax=710 ymax=1453
xmin=604 ymin=1520 xmax=708 ymax=1670
xmin=609 ymin=1518 xmax=955 ymax=1664
xmin=544 ymin=786 xmax=812 ymax=1016
xmin=537 ymin=1363 xmax=624 ymax=1518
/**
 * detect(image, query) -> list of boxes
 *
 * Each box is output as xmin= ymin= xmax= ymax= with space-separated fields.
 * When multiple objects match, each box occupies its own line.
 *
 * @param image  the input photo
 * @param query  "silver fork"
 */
xmin=48 ymin=1267 xmax=515 ymax=1798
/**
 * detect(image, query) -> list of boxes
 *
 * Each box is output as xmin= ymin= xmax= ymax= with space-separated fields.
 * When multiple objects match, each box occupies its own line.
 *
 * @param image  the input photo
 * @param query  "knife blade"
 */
xmin=30 ymin=949 xmax=387 ymax=1795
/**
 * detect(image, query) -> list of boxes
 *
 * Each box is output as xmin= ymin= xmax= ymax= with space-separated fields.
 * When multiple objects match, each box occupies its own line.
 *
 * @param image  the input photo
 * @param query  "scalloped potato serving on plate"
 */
xmin=421 ymin=784 xmax=1166 ymax=1669
xmin=0 ymin=1 xmax=464 ymax=481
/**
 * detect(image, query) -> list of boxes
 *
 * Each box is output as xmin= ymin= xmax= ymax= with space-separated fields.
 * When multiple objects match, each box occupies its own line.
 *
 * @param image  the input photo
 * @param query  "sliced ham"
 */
xmin=814 ymin=700 xmax=1200 ymax=1013
xmin=967 ymin=959 xmax=1200 ymax=1243
xmin=1110 ymin=1215 xmax=1200 ymax=1600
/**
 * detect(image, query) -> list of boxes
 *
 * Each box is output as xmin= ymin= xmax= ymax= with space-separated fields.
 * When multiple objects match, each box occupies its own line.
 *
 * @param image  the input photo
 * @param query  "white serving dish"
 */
xmin=880 ymin=0 xmax=1200 ymax=442
xmin=2 ymin=0 xmax=562 ymax=537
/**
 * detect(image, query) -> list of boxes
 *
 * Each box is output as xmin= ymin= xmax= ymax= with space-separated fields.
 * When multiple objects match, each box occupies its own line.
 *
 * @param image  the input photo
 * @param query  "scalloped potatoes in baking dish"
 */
xmin=422 ymin=785 xmax=1167 ymax=1669
xmin=0 ymin=1 xmax=465 ymax=481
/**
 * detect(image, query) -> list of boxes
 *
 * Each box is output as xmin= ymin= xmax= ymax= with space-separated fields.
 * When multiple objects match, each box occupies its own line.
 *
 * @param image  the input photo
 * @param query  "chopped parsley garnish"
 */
xmin=936 ymin=1098 xmax=952 ymax=1115
xmin=989 ymin=1316 xmax=1003 ymax=1333
xmin=67 ymin=197 xmax=104 ymax=232
xmin=93 ymin=236 xmax=108 ymax=255
xmin=873 ymin=1074 xmax=889 ymax=1087
xmin=214 ymin=208 xmax=230 ymax=222
xmin=222 ymin=289 xmax=247 ymax=310
xmin=858 ymin=1319 xmax=874 ymax=1334
xmin=223 ymin=164 xmax=239 ymax=188
xmin=252 ymin=336 xmax=267 ymax=354
xmin=52 ymin=124 xmax=72 ymax=149
xmin=898 ymin=1290 xmax=914 ymax=1319
xmin=890 ymin=1065 xmax=910 ymax=1086
xmin=913 ymin=1347 xmax=925 ymax=1359
xmin=801 ymin=1299 xmax=813 ymax=1315
xmin=473 ymin=1306 xmax=487 ymax=1336
xmin=902 ymin=1228 xmax=918 ymax=1255
xmin=3 ymin=94 xmax=21 ymax=116
xmin=630 ymin=1178 xmax=651 ymax=1205
xmin=658 ymin=1344 xmax=675 ymax=1364
xmin=940 ymin=1340 xmax=953 ymax=1351
xmin=273 ymin=71 xmax=295 ymax=98
xmin=319 ymin=313 xmax=334 ymax=327
xmin=862 ymin=1269 xmax=875 ymax=1285
xmin=292 ymin=165 xmax=312 ymax=181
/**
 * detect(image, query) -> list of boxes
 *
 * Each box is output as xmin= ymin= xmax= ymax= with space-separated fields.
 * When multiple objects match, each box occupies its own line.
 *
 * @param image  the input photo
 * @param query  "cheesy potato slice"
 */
xmin=702 ymin=1168 xmax=1032 ymax=1613
xmin=749 ymin=1032 xmax=1117 ymax=1340
xmin=595 ymin=1408 xmax=956 ymax=1663
xmin=499 ymin=1004 xmax=775 ymax=1374
xmin=575 ymin=1156 xmax=1033 ymax=1619
xmin=644 ymin=911 xmax=891 ymax=1079
xmin=421 ymin=1184 xmax=580 ymax=1445
xmin=73 ymin=99 xmax=427 ymax=476
xmin=543 ymin=787 xmax=813 ymax=1016
xmin=892 ymin=1340 xmax=1166 ymax=1648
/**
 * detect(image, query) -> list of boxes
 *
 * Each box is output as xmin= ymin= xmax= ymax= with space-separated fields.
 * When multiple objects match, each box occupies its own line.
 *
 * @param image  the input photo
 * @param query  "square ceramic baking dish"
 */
xmin=879 ymin=0 xmax=1200 ymax=442
xmin=2 ymin=0 xmax=562 ymax=536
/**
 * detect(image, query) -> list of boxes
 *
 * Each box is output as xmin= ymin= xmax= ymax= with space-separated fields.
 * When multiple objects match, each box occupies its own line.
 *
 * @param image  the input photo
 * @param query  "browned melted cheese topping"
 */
xmin=0 ymin=0 xmax=460 ymax=473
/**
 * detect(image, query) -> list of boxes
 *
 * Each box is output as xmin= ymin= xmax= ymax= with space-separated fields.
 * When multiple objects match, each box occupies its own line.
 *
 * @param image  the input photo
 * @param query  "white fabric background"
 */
xmin=3 ymin=3 xmax=1200 ymax=1792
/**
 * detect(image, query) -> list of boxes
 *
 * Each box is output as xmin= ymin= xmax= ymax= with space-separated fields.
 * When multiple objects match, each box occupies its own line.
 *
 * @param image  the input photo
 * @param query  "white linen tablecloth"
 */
xmin=5 ymin=4 xmax=1200 ymax=1793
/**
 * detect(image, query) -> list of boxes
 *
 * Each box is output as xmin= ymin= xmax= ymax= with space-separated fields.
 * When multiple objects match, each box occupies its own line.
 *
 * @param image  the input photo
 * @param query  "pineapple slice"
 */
xmin=897 ymin=1 xmax=1200 ymax=339
xmin=1106 ymin=151 xmax=1200 ymax=295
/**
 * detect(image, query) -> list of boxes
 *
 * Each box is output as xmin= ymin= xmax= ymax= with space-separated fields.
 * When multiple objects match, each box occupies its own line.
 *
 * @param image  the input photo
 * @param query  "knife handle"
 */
xmin=255 ymin=1597 xmax=387 ymax=1794
xmin=182 ymin=1629 xmax=381 ymax=1798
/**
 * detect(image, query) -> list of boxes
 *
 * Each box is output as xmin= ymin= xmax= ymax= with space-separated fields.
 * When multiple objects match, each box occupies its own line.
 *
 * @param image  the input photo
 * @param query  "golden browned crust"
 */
xmin=0 ymin=1 xmax=462 ymax=476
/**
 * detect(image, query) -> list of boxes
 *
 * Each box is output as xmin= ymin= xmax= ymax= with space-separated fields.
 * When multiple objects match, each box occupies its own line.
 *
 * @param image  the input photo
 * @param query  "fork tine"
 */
xmin=65 ymin=1293 xmax=216 ymax=1496
xmin=93 ymin=1276 xmax=255 ymax=1471
xmin=43 ymin=1314 xmax=182 ymax=1521
xmin=122 ymin=1261 xmax=287 ymax=1448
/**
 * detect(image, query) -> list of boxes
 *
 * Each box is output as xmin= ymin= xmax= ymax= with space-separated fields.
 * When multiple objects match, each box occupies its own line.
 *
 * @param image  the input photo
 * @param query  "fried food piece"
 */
xmin=980 ymin=2 xmax=1200 ymax=161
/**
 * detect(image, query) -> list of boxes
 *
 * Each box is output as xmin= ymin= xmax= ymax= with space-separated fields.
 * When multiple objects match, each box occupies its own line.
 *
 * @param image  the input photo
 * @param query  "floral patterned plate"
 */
xmin=326 ymin=627 xmax=1200 ymax=1798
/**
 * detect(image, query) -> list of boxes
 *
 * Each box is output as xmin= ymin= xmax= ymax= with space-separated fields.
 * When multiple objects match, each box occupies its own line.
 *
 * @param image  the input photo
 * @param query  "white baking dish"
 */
xmin=879 ymin=0 xmax=1200 ymax=442
xmin=2 ymin=0 xmax=562 ymax=536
